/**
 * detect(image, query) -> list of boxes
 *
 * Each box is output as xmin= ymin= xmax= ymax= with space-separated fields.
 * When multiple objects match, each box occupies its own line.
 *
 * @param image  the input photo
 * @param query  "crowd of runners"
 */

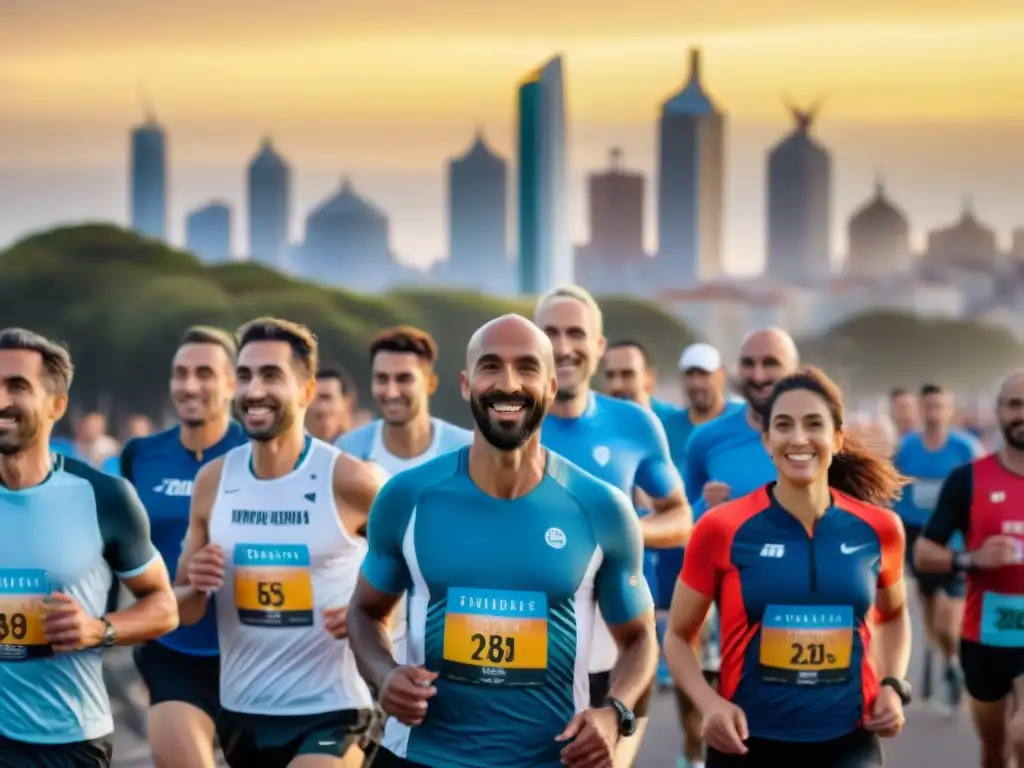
xmin=0 ymin=283 xmax=1022 ymax=767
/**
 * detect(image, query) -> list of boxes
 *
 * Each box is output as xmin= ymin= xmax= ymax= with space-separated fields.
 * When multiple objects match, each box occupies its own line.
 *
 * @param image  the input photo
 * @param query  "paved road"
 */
xmin=112 ymin=598 xmax=977 ymax=767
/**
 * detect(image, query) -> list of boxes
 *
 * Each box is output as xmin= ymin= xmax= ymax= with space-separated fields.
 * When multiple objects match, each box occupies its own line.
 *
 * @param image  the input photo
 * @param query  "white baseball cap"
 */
xmin=678 ymin=343 xmax=722 ymax=373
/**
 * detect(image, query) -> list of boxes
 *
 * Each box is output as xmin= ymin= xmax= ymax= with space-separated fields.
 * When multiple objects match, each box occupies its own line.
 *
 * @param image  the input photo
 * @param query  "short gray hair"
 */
xmin=535 ymin=284 xmax=604 ymax=336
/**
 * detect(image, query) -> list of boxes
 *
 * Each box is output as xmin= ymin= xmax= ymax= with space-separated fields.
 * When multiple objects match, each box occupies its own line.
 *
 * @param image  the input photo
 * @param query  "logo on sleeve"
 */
xmin=840 ymin=542 xmax=871 ymax=555
xmin=759 ymin=543 xmax=785 ymax=558
xmin=592 ymin=446 xmax=611 ymax=467
xmin=153 ymin=479 xmax=194 ymax=497
xmin=545 ymin=528 xmax=567 ymax=549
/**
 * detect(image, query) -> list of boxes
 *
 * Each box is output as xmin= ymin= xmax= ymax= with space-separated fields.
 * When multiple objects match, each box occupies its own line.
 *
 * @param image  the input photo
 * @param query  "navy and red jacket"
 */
xmin=681 ymin=484 xmax=904 ymax=743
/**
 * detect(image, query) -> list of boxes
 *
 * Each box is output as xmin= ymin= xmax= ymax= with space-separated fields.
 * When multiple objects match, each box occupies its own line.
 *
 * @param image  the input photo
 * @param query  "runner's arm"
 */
xmin=915 ymin=464 xmax=972 ymax=573
xmin=595 ymin=487 xmax=658 ymax=710
xmin=119 ymin=437 xmax=140 ymax=484
xmin=682 ymin=426 xmax=711 ymax=518
xmin=174 ymin=459 xmax=222 ymax=625
xmin=871 ymin=510 xmax=911 ymax=678
xmin=332 ymin=452 xmax=388 ymax=539
xmin=634 ymin=410 xmax=692 ymax=548
xmin=98 ymin=476 xmax=179 ymax=643
xmin=348 ymin=476 xmax=415 ymax=689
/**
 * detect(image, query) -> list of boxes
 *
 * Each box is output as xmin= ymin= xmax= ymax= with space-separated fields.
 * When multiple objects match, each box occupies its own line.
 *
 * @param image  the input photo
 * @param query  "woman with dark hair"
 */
xmin=664 ymin=366 xmax=912 ymax=767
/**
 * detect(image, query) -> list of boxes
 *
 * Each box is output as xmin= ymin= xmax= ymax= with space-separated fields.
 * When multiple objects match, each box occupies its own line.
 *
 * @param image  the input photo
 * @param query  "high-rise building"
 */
xmin=766 ymin=102 xmax=832 ymax=281
xmin=129 ymin=115 xmax=167 ymax=240
xmin=448 ymin=130 xmax=508 ymax=272
xmin=657 ymin=48 xmax=726 ymax=284
xmin=517 ymin=55 xmax=571 ymax=295
xmin=585 ymin=148 xmax=644 ymax=262
xmin=185 ymin=201 xmax=232 ymax=262
xmin=247 ymin=137 xmax=290 ymax=267
xmin=845 ymin=178 xmax=910 ymax=276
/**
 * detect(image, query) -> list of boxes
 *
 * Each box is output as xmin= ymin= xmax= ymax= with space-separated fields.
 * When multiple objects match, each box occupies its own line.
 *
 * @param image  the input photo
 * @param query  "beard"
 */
xmin=0 ymin=406 xmax=41 ymax=456
xmin=1002 ymin=419 xmax=1024 ymax=451
xmin=469 ymin=390 xmax=547 ymax=451
xmin=238 ymin=397 xmax=293 ymax=442
xmin=741 ymin=380 xmax=775 ymax=418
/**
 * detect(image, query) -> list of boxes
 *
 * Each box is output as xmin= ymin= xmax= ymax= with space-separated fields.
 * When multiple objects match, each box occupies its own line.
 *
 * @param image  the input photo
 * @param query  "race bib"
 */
xmin=758 ymin=604 xmax=854 ymax=685
xmin=980 ymin=593 xmax=1024 ymax=647
xmin=234 ymin=544 xmax=314 ymax=628
xmin=441 ymin=588 xmax=548 ymax=686
xmin=911 ymin=480 xmax=942 ymax=511
xmin=0 ymin=569 xmax=53 ymax=661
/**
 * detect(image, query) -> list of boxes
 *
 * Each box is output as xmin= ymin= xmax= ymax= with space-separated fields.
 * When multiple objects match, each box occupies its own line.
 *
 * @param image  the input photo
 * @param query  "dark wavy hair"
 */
xmin=762 ymin=366 xmax=907 ymax=506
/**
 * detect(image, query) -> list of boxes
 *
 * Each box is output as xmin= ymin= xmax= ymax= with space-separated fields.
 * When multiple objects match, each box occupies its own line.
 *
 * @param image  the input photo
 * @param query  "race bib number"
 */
xmin=0 ymin=569 xmax=53 ymax=661
xmin=234 ymin=544 xmax=314 ymax=628
xmin=441 ymin=588 xmax=548 ymax=686
xmin=980 ymin=593 xmax=1024 ymax=647
xmin=911 ymin=480 xmax=942 ymax=511
xmin=758 ymin=604 xmax=854 ymax=685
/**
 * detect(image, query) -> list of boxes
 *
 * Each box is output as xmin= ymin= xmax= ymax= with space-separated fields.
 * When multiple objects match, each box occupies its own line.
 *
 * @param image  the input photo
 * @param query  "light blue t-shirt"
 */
xmin=894 ymin=430 xmax=984 ymax=527
xmin=337 ymin=417 xmax=472 ymax=477
xmin=362 ymin=447 xmax=652 ymax=768
xmin=661 ymin=401 xmax=746 ymax=478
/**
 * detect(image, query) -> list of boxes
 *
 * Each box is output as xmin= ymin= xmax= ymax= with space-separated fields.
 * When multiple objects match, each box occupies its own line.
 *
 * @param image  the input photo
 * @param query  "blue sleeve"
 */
xmin=337 ymin=424 xmax=374 ymax=459
xmin=592 ymin=486 xmax=654 ymax=625
xmin=361 ymin=475 xmax=415 ymax=595
xmin=634 ymin=408 xmax=682 ymax=500
xmin=683 ymin=425 xmax=710 ymax=507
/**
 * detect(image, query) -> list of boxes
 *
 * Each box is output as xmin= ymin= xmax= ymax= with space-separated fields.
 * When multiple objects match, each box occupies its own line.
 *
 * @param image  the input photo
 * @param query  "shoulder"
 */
xmin=895 ymin=431 xmax=921 ymax=454
xmin=945 ymin=460 xmax=978 ymax=491
xmin=438 ymin=420 xmax=474 ymax=449
xmin=689 ymin=406 xmax=744 ymax=448
xmin=336 ymin=421 xmax=378 ymax=456
xmin=707 ymin=486 xmax=772 ymax=528
xmin=332 ymin=445 xmax=389 ymax=493
xmin=377 ymin=449 xmax=463 ymax=507
xmin=951 ymin=430 xmax=985 ymax=457
xmin=194 ymin=454 xmax=228 ymax=492
xmin=59 ymin=455 xmax=142 ymax=513
xmin=122 ymin=427 xmax=176 ymax=462
xmin=597 ymin=393 xmax=664 ymax=438
xmin=834 ymin=491 xmax=903 ymax=538
xmin=551 ymin=454 xmax=636 ymax=529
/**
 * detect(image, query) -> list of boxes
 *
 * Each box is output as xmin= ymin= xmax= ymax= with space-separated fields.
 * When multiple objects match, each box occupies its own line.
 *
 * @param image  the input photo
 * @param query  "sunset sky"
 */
xmin=3 ymin=0 xmax=1023 ymax=273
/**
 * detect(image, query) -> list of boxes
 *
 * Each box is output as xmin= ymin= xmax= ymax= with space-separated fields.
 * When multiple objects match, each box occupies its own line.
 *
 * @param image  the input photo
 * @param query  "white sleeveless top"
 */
xmin=210 ymin=438 xmax=372 ymax=715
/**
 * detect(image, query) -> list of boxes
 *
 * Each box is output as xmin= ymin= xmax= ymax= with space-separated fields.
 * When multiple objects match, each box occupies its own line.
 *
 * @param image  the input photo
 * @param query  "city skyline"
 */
xmin=3 ymin=2 xmax=1023 ymax=272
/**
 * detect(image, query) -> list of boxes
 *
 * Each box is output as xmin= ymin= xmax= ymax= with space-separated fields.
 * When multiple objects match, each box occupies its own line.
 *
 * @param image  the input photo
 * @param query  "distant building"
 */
xmin=247 ymin=137 xmax=291 ymax=268
xmin=447 ymin=130 xmax=508 ymax=278
xmin=657 ymin=48 xmax=726 ymax=285
xmin=517 ymin=55 xmax=571 ymax=295
xmin=129 ymin=115 xmax=167 ymax=240
xmin=924 ymin=198 xmax=999 ymax=269
xmin=1012 ymin=227 xmax=1024 ymax=260
xmin=185 ymin=202 xmax=232 ymax=262
xmin=845 ymin=178 xmax=911 ymax=276
xmin=766 ymin=102 xmax=832 ymax=281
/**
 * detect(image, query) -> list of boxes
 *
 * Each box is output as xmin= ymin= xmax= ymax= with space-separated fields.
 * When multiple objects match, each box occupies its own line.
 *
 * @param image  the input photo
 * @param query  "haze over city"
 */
xmin=3 ymin=0 xmax=1023 ymax=273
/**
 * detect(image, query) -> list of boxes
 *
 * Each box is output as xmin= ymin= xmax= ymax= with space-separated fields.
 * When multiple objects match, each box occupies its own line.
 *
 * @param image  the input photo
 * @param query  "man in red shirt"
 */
xmin=915 ymin=371 xmax=1024 ymax=768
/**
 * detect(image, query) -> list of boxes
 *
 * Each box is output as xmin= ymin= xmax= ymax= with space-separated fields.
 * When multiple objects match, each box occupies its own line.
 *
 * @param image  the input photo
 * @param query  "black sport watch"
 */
xmin=603 ymin=697 xmax=637 ymax=737
xmin=953 ymin=552 xmax=976 ymax=572
xmin=880 ymin=676 xmax=912 ymax=706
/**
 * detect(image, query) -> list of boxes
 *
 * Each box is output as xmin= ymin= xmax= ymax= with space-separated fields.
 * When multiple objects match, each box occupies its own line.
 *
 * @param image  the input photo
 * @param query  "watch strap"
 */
xmin=880 ymin=676 xmax=912 ymax=705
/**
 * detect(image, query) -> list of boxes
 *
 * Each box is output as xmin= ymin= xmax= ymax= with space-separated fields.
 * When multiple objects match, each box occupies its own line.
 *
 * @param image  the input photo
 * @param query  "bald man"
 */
xmin=348 ymin=314 xmax=658 ymax=768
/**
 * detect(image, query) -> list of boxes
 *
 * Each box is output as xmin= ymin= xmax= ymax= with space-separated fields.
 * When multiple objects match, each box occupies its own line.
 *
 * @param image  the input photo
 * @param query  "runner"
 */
xmin=889 ymin=388 xmax=921 ymax=440
xmin=122 ymin=326 xmax=246 ymax=768
xmin=175 ymin=317 xmax=387 ymax=768
xmin=535 ymin=285 xmax=691 ymax=768
xmin=347 ymin=313 xmax=659 ymax=768
xmin=914 ymin=370 xmax=1024 ymax=768
xmin=665 ymin=366 xmax=912 ymax=766
xmin=893 ymin=383 xmax=983 ymax=710
xmin=602 ymin=338 xmax=680 ymax=422
xmin=0 ymin=327 xmax=178 ymax=767
xmin=307 ymin=365 xmax=357 ymax=443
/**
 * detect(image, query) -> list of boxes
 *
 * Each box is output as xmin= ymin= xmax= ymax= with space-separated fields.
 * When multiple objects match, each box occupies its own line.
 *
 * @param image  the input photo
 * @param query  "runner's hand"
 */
xmin=555 ymin=706 xmax=618 ymax=767
xmin=973 ymin=535 xmax=1017 ymax=569
xmin=864 ymin=686 xmax=905 ymax=738
xmin=187 ymin=543 xmax=225 ymax=591
xmin=322 ymin=606 xmax=348 ymax=639
xmin=701 ymin=697 xmax=749 ymax=755
xmin=379 ymin=666 xmax=438 ymax=726
xmin=702 ymin=481 xmax=731 ymax=508
xmin=42 ymin=592 xmax=105 ymax=652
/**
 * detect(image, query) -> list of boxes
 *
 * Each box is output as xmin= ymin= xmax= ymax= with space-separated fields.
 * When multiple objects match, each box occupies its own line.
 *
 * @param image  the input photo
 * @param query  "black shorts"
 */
xmin=707 ymin=729 xmax=882 ymax=767
xmin=588 ymin=671 xmax=653 ymax=718
xmin=0 ymin=734 xmax=112 ymax=768
xmin=903 ymin=523 xmax=967 ymax=598
xmin=371 ymin=747 xmax=430 ymax=767
xmin=961 ymin=638 xmax=1024 ymax=702
xmin=217 ymin=707 xmax=373 ymax=768
xmin=133 ymin=641 xmax=221 ymax=719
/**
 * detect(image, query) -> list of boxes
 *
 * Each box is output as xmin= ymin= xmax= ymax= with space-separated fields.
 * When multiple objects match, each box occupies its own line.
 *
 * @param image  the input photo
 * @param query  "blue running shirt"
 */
xmin=362 ymin=448 xmax=652 ymax=768
xmin=894 ymin=431 xmax=984 ymax=528
xmin=121 ymin=423 xmax=246 ymax=656
xmin=0 ymin=455 xmax=159 ymax=743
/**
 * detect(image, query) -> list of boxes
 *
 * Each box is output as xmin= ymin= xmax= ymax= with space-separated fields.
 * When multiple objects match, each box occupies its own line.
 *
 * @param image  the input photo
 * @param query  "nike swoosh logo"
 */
xmin=840 ymin=543 xmax=871 ymax=555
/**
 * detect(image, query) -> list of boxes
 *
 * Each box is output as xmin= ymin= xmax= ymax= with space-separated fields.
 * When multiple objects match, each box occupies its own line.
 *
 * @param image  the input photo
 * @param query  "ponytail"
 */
xmin=828 ymin=431 xmax=907 ymax=507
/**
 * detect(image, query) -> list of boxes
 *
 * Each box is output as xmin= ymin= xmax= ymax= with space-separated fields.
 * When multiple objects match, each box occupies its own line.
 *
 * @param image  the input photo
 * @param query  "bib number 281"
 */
xmin=471 ymin=633 xmax=515 ymax=664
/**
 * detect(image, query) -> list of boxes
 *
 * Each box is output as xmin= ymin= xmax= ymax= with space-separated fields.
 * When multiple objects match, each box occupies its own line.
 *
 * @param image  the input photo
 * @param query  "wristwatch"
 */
xmin=98 ymin=617 xmax=118 ymax=649
xmin=953 ymin=552 xmax=976 ymax=572
xmin=880 ymin=676 xmax=912 ymax=706
xmin=603 ymin=697 xmax=637 ymax=737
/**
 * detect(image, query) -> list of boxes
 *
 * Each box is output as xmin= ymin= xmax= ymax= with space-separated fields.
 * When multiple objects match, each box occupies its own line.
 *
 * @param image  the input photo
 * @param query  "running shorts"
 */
xmin=588 ymin=671 xmax=653 ymax=717
xmin=133 ymin=641 xmax=220 ymax=719
xmin=903 ymin=523 xmax=966 ymax=598
xmin=961 ymin=638 xmax=1024 ymax=703
xmin=0 ymin=734 xmax=112 ymax=768
xmin=707 ymin=728 xmax=882 ymax=767
xmin=217 ymin=708 xmax=373 ymax=768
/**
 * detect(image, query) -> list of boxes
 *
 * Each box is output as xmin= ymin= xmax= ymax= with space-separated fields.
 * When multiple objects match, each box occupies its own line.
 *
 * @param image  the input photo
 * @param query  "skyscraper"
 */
xmin=185 ymin=201 xmax=232 ymax=262
xmin=247 ymin=137 xmax=290 ymax=267
xmin=448 ymin=130 xmax=508 ymax=273
xmin=585 ymin=148 xmax=644 ymax=263
xmin=766 ymin=102 xmax=832 ymax=281
xmin=129 ymin=114 xmax=167 ymax=240
xmin=657 ymin=48 xmax=725 ymax=284
xmin=517 ymin=56 xmax=571 ymax=295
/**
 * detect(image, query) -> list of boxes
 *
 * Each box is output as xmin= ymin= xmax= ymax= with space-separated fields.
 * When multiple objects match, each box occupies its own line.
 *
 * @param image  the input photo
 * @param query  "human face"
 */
xmin=997 ymin=379 xmax=1024 ymax=451
xmin=306 ymin=377 xmax=352 ymax=440
xmin=461 ymin=334 xmax=556 ymax=451
xmin=682 ymin=368 xmax=722 ymax=413
xmin=371 ymin=351 xmax=435 ymax=428
xmin=890 ymin=393 xmax=920 ymax=435
xmin=738 ymin=335 xmax=794 ymax=416
xmin=77 ymin=412 xmax=106 ymax=442
xmin=170 ymin=343 xmax=235 ymax=428
xmin=921 ymin=391 xmax=953 ymax=432
xmin=764 ymin=388 xmax=842 ymax=488
xmin=536 ymin=298 xmax=605 ymax=401
xmin=0 ymin=349 xmax=67 ymax=456
xmin=235 ymin=341 xmax=314 ymax=442
xmin=602 ymin=346 xmax=650 ymax=405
